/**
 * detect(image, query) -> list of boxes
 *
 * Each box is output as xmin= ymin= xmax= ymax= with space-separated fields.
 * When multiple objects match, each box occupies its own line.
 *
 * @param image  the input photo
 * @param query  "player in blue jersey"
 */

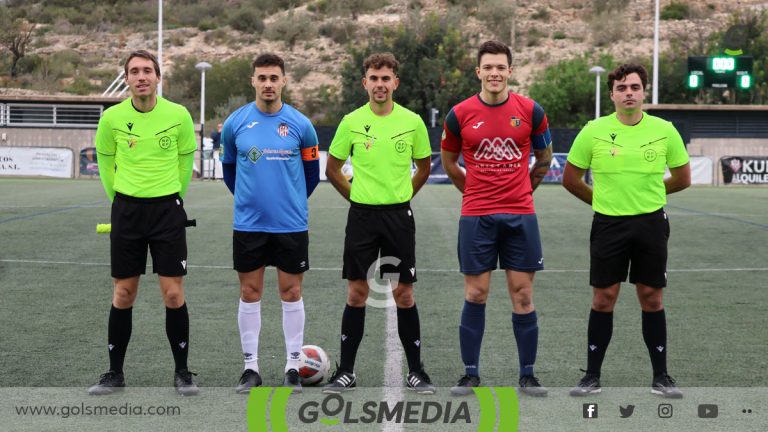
xmin=220 ymin=53 xmax=320 ymax=394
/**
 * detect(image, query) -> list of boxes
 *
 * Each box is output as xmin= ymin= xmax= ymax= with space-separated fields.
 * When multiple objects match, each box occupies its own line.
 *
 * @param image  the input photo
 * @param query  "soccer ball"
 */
xmin=298 ymin=345 xmax=331 ymax=386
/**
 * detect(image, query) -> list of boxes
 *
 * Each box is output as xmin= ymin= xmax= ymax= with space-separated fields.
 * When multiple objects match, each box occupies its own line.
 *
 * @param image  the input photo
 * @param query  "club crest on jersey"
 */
xmin=510 ymin=116 xmax=521 ymax=127
xmin=128 ymin=138 xmax=137 ymax=148
xmin=277 ymin=122 xmax=289 ymax=137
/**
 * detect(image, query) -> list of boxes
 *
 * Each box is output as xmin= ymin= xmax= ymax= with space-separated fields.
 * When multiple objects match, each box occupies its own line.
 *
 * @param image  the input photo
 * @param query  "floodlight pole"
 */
xmin=652 ymin=0 xmax=660 ymax=104
xmin=158 ymin=0 xmax=163 ymax=96
xmin=589 ymin=66 xmax=605 ymax=119
xmin=195 ymin=62 xmax=212 ymax=179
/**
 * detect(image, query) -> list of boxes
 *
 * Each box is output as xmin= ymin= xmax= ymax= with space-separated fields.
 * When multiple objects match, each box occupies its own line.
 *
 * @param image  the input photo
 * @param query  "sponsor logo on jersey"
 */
xmin=278 ymin=122 xmax=289 ymax=137
xmin=472 ymin=121 xmax=484 ymax=129
xmin=246 ymin=121 xmax=259 ymax=128
xmin=364 ymin=125 xmax=371 ymax=133
xmin=247 ymin=146 xmax=263 ymax=163
xmin=126 ymin=122 xmax=134 ymax=131
xmin=473 ymin=137 xmax=522 ymax=161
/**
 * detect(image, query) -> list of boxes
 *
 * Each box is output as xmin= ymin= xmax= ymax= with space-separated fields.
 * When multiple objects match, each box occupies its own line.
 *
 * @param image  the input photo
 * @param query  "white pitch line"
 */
xmin=382 ymin=282 xmax=403 ymax=432
xmin=2 ymin=259 xmax=768 ymax=274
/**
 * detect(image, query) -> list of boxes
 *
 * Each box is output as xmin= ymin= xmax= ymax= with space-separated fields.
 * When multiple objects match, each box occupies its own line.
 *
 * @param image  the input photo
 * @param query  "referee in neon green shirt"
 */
xmin=324 ymin=52 xmax=435 ymax=394
xmin=563 ymin=63 xmax=690 ymax=398
xmin=89 ymin=50 xmax=198 ymax=396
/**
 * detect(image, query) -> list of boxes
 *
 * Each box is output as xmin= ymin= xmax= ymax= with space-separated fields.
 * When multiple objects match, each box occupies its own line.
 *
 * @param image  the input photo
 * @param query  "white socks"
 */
xmin=282 ymin=298 xmax=305 ymax=372
xmin=238 ymin=299 xmax=261 ymax=373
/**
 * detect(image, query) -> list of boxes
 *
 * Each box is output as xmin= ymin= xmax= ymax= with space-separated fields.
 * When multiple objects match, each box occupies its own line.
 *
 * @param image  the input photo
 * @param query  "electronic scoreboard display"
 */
xmin=687 ymin=56 xmax=753 ymax=89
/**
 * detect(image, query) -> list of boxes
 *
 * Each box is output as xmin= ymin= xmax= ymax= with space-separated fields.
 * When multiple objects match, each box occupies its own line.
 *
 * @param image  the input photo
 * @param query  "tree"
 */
xmin=164 ymin=56 xmax=255 ymax=122
xmin=528 ymin=54 xmax=617 ymax=129
xmin=334 ymin=12 xmax=478 ymax=125
xmin=0 ymin=7 xmax=36 ymax=78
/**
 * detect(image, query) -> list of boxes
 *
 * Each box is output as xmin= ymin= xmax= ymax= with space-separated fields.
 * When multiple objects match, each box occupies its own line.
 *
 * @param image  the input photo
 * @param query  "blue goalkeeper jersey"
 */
xmin=221 ymin=102 xmax=319 ymax=233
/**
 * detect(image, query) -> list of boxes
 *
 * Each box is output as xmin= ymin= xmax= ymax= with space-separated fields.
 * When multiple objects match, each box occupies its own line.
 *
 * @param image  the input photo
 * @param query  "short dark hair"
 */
xmin=252 ymin=53 xmax=285 ymax=75
xmin=124 ymin=50 xmax=161 ymax=77
xmin=362 ymin=52 xmax=399 ymax=76
xmin=607 ymin=63 xmax=648 ymax=92
xmin=477 ymin=40 xmax=512 ymax=67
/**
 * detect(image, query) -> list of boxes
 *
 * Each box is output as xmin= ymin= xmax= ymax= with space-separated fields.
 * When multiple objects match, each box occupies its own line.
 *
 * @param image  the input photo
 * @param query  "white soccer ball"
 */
xmin=298 ymin=345 xmax=331 ymax=385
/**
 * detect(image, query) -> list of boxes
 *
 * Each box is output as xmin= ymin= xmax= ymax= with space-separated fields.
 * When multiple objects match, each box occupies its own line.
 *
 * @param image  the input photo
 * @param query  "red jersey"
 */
xmin=441 ymin=92 xmax=551 ymax=216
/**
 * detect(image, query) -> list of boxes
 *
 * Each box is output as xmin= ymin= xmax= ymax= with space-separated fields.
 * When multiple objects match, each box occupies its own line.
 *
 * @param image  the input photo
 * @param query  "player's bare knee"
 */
xmin=638 ymin=293 xmax=663 ymax=311
xmin=279 ymin=285 xmax=302 ymax=302
xmin=513 ymin=292 xmax=534 ymax=311
xmin=464 ymin=285 xmax=489 ymax=304
xmin=112 ymin=286 xmax=137 ymax=308
xmin=592 ymin=293 xmax=616 ymax=311
xmin=347 ymin=281 xmax=369 ymax=307
xmin=393 ymin=286 xmax=414 ymax=308
xmin=163 ymin=290 xmax=185 ymax=308
xmin=239 ymin=283 xmax=263 ymax=302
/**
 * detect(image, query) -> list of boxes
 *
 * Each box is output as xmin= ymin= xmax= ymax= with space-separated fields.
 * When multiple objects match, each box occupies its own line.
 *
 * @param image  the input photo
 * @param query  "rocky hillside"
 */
xmin=6 ymin=0 xmax=768 ymax=108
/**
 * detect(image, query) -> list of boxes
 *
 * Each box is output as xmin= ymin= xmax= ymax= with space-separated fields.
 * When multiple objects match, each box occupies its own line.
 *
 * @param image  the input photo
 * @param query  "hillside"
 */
xmin=2 ymin=0 xmax=768 ymax=113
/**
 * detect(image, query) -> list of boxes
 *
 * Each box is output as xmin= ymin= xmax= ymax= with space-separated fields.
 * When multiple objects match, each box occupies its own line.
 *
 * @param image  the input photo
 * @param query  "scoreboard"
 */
xmin=687 ymin=56 xmax=752 ymax=89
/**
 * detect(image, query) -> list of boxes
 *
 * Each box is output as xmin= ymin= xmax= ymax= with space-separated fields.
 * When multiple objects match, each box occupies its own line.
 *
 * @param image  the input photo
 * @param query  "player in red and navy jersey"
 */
xmin=441 ymin=40 xmax=553 ymax=397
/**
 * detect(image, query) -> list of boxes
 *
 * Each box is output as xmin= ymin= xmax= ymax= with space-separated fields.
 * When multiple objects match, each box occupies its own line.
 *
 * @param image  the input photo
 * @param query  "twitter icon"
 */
xmin=619 ymin=405 xmax=635 ymax=418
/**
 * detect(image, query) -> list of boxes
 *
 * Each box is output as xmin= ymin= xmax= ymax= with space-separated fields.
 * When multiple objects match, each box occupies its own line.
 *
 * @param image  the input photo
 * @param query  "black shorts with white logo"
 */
xmin=589 ymin=208 xmax=670 ymax=289
xmin=342 ymin=202 xmax=417 ymax=284
xmin=233 ymin=231 xmax=309 ymax=274
xmin=110 ymin=192 xmax=188 ymax=279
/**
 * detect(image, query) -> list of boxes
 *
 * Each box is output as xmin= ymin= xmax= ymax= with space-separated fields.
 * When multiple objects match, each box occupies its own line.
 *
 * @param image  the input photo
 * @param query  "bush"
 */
xmin=531 ymin=7 xmax=550 ymax=21
xmin=661 ymin=2 xmax=690 ymax=20
xmin=552 ymin=31 xmax=567 ymax=40
xmin=318 ymin=20 xmax=357 ymax=45
xmin=291 ymin=62 xmax=312 ymax=83
xmin=228 ymin=9 xmax=265 ymax=34
xmin=65 ymin=75 xmax=94 ymax=95
xmin=263 ymin=10 xmax=316 ymax=49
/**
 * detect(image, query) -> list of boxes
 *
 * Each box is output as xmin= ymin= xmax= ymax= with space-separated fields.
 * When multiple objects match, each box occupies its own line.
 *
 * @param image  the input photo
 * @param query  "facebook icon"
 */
xmin=583 ymin=403 xmax=598 ymax=418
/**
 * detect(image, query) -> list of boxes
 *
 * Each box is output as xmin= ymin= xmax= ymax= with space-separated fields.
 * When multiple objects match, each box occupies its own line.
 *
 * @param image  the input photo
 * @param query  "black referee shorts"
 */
xmin=110 ymin=192 xmax=188 ymax=279
xmin=342 ymin=202 xmax=417 ymax=284
xmin=589 ymin=208 xmax=670 ymax=289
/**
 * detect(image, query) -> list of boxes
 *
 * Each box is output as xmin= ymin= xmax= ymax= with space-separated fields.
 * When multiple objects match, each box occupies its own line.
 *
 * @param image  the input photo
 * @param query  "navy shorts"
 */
xmin=233 ymin=231 xmax=309 ymax=274
xmin=110 ymin=192 xmax=188 ymax=279
xmin=458 ymin=214 xmax=544 ymax=275
xmin=590 ymin=208 xmax=669 ymax=288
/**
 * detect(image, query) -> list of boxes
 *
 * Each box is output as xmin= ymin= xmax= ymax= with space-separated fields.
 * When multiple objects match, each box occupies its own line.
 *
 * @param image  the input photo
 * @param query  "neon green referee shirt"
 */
xmin=567 ymin=112 xmax=689 ymax=216
xmin=95 ymin=97 xmax=196 ymax=200
xmin=329 ymin=103 xmax=431 ymax=205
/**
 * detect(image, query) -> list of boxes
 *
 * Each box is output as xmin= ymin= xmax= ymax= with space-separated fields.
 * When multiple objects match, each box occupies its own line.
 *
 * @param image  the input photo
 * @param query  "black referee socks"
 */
xmin=107 ymin=305 xmax=132 ymax=374
xmin=166 ymin=303 xmax=190 ymax=372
